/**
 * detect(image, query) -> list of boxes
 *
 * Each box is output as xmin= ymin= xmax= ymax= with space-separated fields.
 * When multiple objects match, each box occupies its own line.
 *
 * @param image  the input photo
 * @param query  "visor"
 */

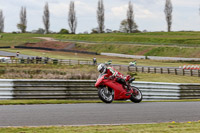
xmin=99 ymin=68 xmax=104 ymax=73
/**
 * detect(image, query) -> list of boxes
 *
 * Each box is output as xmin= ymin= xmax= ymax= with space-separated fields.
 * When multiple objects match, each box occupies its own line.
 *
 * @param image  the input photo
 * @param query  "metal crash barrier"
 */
xmin=0 ymin=79 xmax=200 ymax=100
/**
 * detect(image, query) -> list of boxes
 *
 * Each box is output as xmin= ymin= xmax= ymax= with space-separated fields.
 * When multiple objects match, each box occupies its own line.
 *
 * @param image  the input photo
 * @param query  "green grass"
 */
xmin=0 ymin=99 xmax=200 ymax=105
xmin=54 ymin=32 xmax=200 ymax=46
xmin=1 ymin=32 xmax=200 ymax=47
xmin=75 ymin=43 xmax=200 ymax=58
xmin=0 ymin=100 xmax=102 ymax=105
xmin=0 ymin=63 xmax=199 ymax=83
xmin=1 ymin=48 xmax=198 ymax=67
xmin=1 ymin=122 xmax=200 ymax=133
xmin=0 ymin=49 xmax=200 ymax=82
xmin=1 ymin=32 xmax=200 ymax=57
xmin=134 ymin=73 xmax=200 ymax=83
xmin=0 ymin=33 xmax=46 ymax=46
xmin=0 ymin=32 xmax=200 ymax=46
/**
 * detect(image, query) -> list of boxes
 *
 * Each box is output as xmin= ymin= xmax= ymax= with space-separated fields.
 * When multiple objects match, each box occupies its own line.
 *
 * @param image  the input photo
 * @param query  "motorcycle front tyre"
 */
xmin=130 ymin=87 xmax=143 ymax=103
xmin=98 ymin=87 xmax=114 ymax=103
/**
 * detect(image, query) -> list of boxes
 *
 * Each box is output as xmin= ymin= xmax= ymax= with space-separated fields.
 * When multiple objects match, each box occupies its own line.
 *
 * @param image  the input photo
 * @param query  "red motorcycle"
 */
xmin=95 ymin=74 xmax=143 ymax=103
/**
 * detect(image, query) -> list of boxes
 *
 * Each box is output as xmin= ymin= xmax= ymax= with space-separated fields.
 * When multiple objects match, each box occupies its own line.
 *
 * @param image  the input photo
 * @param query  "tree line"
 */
xmin=0 ymin=0 xmax=199 ymax=34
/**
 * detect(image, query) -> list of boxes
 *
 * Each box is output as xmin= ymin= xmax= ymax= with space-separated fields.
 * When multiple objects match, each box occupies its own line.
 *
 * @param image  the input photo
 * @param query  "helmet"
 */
xmin=97 ymin=63 xmax=106 ymax=73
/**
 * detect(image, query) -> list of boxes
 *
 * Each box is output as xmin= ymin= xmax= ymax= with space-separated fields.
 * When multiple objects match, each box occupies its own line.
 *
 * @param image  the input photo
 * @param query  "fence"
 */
xmin=0 ymin=79 xmax=200 ymax=100
xmin=1 ymin=58 xmax=200 ymax=77
xmin=0 ymin=59 xmax=93 ymax=65
xmin=128 ymin=66 xmax=200 ymax=77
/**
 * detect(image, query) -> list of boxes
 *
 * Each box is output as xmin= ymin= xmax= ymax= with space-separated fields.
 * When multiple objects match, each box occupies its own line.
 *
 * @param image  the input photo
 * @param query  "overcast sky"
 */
xmin=0 ymin=0 xmax=200 ymax=33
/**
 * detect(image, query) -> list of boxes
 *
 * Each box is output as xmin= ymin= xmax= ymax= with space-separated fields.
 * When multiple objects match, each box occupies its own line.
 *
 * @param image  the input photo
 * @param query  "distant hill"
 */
xmin=0 ymin=32 xmax=200 ymax=58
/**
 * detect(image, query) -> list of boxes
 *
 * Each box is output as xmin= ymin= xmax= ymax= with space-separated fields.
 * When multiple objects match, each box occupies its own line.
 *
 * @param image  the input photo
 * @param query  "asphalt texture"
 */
xmin=0 ymin=102 xmax=200 ymax=127
xmin=0 ymin=51 xmax=35 ymax=59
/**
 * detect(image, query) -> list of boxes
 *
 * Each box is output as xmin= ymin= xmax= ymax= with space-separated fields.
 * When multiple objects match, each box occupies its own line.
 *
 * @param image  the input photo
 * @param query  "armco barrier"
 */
xmin=128 ymin=66 xmax=200 ymax=77
xmin=101 ymin=53 xmax=200 ymax=61
xmin=0 ymin=79 xmax=200 ymax=100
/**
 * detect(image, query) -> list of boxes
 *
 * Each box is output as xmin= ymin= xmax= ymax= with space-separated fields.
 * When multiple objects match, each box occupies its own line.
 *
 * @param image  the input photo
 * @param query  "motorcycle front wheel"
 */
xmin=130 ymin=86 xmax=143 ymax=103
xmin=98 ymin=86 xmax=114 ymax=103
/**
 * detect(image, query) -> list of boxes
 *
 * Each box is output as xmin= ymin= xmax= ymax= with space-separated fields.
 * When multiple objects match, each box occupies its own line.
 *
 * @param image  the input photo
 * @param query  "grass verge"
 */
xmin=1 ymin=121 xmax=200 ymax=133
xmin=1 ymin=48 xmax=198 ymax=67
xmin=1 ymin=32 xmax=200 ymax=58
xmin=0 ymin=63 xmax=199 ymax=83
xmin=0 ymin=99 xmax=200 ymax=105
xmin=75 ymin=43 xmax=200 ymax=58
xmin=54 ymin=32 xmax=200 ymax=46
xmin=1 ymin=32 xmax=200 ymax=47
xmin=0 ymin=100 xmax=102 ymax=105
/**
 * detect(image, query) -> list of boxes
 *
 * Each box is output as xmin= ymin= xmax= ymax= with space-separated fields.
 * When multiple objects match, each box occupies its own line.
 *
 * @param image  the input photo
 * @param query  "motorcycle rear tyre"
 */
xmin=98 ymin=87 xmax=114 ymax=103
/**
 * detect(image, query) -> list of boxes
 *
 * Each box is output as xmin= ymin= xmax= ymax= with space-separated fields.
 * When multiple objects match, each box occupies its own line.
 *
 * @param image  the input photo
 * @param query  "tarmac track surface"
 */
xmin=0 ymin=102 xmax=200 ymax=127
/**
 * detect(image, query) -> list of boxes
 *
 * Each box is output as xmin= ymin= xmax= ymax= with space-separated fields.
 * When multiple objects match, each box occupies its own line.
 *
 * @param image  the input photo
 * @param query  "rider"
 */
xmin=97 ymin=63 xmax=130 ymax=90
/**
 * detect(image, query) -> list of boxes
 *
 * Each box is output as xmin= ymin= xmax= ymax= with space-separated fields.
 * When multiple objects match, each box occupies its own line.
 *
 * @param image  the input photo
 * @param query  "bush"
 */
xmin=0 ymin=69 xmax=6 ymax=74
xmin=59 ymin=29 xmax=69 ymax=34
xmin=32 ymin=28 xmax=45 ymax=34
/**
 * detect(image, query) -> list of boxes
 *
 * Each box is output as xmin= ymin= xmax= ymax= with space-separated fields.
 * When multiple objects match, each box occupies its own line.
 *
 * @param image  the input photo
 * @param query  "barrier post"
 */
xmin=175 ymin=69 xmax=177 ymax=75
xmin=69 ymin=59 xmax=71 ymax=65
xmin=182 ymin=69 xmax=185 ymax=76
xmin=198 ymin=70 xmax=200 ymax=77
xmin=142 ymin=67 xmax=144 ymax=72
xmin=167 ymin=68 xmax=170 ymax=74
xmin=154 ymin=67 xmax=156 ymax=73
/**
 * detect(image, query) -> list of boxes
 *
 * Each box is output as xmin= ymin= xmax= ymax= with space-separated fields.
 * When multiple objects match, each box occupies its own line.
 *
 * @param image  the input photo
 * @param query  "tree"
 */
xmin=164 ymin=0 xmax=173 ymax=32
xmin=59 ymin=28 xmax=69 ymax=34
xmin=17 ymin=7 xmax=27 ymax=33
xmin=120 ymin=20 xmax=129 ymax=33
xmin=37 ymin=28 xmax=45 ymax=34
xmin=0 ymin=10 xmax=4 ymax=33
xmin=68 ymin=1 xmax=77 ymax=34
xmin=199 ymin=4 xmax=200 ymax=16
xmin=91 ymin=27 xmax=99 ymax=34
xmin=106 ymin=29 xmax=112 ymax=33
xmin=43 ymin=2 xmax=50 ymax=34
xmin=127 ymin=1 xmax=137 ymax=33
xmin=97 ymin=0 xmax=105 ymax=33
xmin=120 ymin=19 xmax=137 ymax=33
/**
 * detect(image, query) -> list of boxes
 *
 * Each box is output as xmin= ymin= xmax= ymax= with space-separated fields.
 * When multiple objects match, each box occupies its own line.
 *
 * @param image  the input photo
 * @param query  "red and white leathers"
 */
xmin=106 ymin=66 xmax=123 ymax=78
xmin=106 ymin=66 xmax=132 ymax=82
xmin=97 ymin=63 xmax=131 ymax=82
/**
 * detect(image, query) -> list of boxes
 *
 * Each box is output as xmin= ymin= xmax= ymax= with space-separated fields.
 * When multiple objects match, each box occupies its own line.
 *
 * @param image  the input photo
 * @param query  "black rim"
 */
xmin=100 ymin=87 xmax=113 ymax=101
xmin=132 ymin=87 xmax=142 ymax=100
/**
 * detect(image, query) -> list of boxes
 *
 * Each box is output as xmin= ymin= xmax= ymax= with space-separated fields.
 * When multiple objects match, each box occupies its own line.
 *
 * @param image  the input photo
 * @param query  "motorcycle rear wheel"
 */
xmin=130 ymin=86 xmax=143 ymax=103
xmin=98 ymin=86 xmax=114 ymax=103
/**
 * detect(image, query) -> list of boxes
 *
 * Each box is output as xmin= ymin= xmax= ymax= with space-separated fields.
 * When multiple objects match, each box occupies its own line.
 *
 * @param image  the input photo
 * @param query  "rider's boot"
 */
xmin=124 ymin=83 xmax=131 ymax=92
xmin=124 ymin=85 xmax=132 ymax=96
xmin=126 ymin=85 xmax=131 ymax=92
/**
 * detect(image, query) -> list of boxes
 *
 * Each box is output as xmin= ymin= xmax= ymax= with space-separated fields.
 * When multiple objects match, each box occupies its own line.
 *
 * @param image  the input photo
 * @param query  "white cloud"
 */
xmin=75 ymin=1 xmax=96 ymax=15
xmin=111 ymin=5 xmax=127 ymax=17
xmin=49 ymin=1 xmax=96 ymax=17
xmin=135 ymin=5 xmax=156 ymax=19
xmin=110 ymin=3 xmax=156 ymax=19
xmin=50 ymin=2 xmax=68 ymax=17
xmin=172 ymin=0 xmax=200 ymax=7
